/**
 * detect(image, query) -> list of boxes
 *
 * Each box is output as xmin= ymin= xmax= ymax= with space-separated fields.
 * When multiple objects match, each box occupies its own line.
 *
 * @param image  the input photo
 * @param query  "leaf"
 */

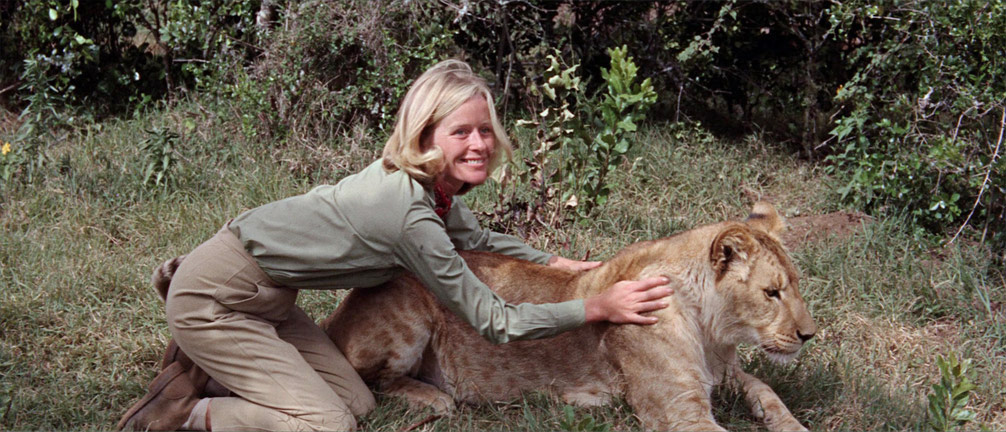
xmin=617 ymin=116 xmax=637 ymax=133
xmin=613 ymin=139 xmax=629 ymax=154
xmin=49 ymin=8 xmax=59 ymax=21
xmin=565 ymin=194 xmax=578 ymax=208
xmin=951 ymin=381 xmax=975 ymax=401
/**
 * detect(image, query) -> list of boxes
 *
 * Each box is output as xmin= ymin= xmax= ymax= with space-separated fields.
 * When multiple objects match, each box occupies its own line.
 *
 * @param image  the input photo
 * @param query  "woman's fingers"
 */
xmin=625 ymin=277 xmax=674 ymax=300
xmin=634 ymin=299 xmax=670 ymax=314
xmin=626 ymin=313 xmax=660 ymax=325
xmin=621 ymin=276 xmax=676 ymax=323
xmin=584 ymin=275 xmax=679 ymax=324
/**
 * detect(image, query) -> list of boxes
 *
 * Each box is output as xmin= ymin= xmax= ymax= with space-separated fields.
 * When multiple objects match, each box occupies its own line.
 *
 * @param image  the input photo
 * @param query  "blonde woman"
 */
xmin=118 ymin=59 xmax=673 ymax=431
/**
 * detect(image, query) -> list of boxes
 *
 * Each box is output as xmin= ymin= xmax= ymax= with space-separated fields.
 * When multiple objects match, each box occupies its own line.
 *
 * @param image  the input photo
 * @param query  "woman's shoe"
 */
xmin=116 ymin=361 xmax=200 ymax=431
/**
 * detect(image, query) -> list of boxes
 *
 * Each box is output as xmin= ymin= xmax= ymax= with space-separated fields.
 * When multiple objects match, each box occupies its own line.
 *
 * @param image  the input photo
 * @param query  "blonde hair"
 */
xmin=382 ymin=59 xmax=512 ymax=190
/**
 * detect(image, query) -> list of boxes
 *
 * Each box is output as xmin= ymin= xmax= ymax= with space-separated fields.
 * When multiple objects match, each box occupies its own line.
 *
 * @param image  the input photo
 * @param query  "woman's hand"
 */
xmin=547 ymin=255 xmax=602 ymax=272
xmin=583 ymin=277 xmax=674 ymax=325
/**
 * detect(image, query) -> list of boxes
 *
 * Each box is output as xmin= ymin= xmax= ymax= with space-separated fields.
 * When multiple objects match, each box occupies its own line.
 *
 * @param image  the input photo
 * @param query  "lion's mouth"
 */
xmin=758 ymin=341 xmax=802 ymax=364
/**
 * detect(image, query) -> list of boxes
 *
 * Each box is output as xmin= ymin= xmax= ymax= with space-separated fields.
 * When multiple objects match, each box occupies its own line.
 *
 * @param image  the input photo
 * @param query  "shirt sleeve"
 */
xmin=444 ymin=199 xmax=553 ymax=265
xmin=393 ymin=202 xmax=585 ymax=344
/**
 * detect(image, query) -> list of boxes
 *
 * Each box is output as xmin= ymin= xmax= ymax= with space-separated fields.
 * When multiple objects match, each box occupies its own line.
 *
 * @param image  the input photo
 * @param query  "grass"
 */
xmin=1 ymin=101 xmax=1004 ymax=431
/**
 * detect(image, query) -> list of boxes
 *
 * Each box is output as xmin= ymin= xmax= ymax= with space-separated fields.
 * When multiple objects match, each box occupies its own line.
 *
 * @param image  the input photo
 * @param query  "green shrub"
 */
xmin=216 ymin=1 xmax=457 ymax=145
xmin=566 ymin=46 xmax=656 ymax=216
xmin=825 ymin=0 xmax=1006 ymax=253
xmin=139 ymin=127 xmax=179 ymax=189
xmin=4 ymin=1 xmax=165 ymax=116
xmin=927 ymin=353 xmax=979 ymax=432
xmin=489 ymin=45 xmax=654 ymax=232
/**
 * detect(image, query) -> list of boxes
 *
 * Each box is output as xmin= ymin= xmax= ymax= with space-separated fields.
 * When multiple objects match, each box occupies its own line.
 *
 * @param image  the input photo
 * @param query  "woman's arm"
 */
xmin=396 ymin=207 xmax=587 ymax=344
xmin=443 ymin=200 xmax=553 ymax=264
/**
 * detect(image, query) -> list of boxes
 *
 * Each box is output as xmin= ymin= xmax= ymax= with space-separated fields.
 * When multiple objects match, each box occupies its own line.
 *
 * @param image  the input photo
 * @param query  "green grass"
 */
xmin=1 ymin=102 xmax=1003 ymax=430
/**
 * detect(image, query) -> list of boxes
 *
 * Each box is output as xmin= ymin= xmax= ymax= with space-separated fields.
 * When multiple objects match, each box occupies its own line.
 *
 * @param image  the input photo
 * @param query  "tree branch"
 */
xmin=0 ymin=80 xmax=22 ymax=97
xmin=949 ymin=106 xmax=1005 ymax=245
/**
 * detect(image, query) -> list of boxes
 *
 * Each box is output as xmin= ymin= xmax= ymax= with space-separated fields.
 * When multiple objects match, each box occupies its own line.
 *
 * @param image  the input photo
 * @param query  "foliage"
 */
xmin=216 ymin=1 xmax=457 ymax=146
xmin=138 ymin=0 xmax=261 ymax=96
xmin=489 ymin=46 xmax=654 ymax=232
xmin=4 ymin=0 xmax=164 ymax=116
xmin=558 ymin=405 xmax=612 ymax=432
xmin=139 ymin=127 xmax=179 ymax=188
xmin=926 ymin=353 xmax=980 ymax=432
xmin=497 ymin=53 xmax=582 ymax=232
xmin=565 ymin=46 xmax=656 ymax=216
xmin=824 ymin=0 xmax=1006 ymax=252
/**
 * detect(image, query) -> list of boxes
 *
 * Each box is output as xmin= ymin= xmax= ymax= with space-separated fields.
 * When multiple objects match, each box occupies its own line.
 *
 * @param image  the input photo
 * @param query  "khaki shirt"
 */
xmin=228 ymin=160 xmax=586 ymax=343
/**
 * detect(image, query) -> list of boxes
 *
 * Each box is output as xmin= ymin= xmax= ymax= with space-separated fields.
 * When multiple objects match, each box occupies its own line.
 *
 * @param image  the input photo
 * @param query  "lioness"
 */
xmin=320 ymin=202 xmax=817 ymax=431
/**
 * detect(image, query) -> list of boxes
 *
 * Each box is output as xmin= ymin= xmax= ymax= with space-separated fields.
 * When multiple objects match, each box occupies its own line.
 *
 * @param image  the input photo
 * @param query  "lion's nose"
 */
xmin=797 ymin=331 xmax=815 ymax=342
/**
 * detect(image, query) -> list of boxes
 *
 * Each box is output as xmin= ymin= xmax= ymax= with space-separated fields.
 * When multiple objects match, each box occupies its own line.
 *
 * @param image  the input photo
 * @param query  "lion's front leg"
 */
xmin=381 ymin=376 xmax=456 ymax=414
xmin=729 ymin=364 xmax=807 ymax=432
xmin=604 ymin=323 xmax=725 ymax=432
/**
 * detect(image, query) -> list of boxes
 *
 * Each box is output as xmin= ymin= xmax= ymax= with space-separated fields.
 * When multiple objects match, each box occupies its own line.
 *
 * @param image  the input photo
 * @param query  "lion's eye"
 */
xmin=765 ymin=288 xmax=780 ymax=299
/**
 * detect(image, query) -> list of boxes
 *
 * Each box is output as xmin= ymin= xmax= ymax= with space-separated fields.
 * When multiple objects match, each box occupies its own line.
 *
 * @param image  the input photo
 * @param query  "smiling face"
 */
xmin=426 ymin=95 xmax=496 ymax=195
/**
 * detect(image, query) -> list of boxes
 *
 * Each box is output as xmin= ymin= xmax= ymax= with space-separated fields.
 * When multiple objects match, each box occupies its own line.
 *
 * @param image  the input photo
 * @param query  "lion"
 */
xmin=318 ymin=202 xmax=817 ymax=431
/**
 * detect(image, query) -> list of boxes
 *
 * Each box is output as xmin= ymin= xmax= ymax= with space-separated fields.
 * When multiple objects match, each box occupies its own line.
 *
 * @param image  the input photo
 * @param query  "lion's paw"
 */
xmin=384 ymin=376 xmax=456 ymax=414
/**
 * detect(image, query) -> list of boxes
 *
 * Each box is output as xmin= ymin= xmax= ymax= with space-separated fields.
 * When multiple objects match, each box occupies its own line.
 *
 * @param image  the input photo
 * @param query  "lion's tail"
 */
xmin=152 ymin=255 xmax=186 ymax=301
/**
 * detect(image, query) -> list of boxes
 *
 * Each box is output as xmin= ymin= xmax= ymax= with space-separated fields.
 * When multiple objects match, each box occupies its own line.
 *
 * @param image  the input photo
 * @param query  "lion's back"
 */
xmin=324 ymin=250 xmax=612 ymax=403
xmin=457 ymin=250 xmax=580 ymax=303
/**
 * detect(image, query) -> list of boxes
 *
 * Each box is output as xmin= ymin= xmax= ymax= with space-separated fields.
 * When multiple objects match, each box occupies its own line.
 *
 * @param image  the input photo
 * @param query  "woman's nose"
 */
xmin=469 ymin=132 xmax=490 ymax=150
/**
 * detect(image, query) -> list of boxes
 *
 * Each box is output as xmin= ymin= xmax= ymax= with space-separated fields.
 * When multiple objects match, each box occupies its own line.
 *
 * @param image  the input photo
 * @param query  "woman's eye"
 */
xmin=479 ymin=127 xmax=492 ymax=135
xmin=453 ymin=129 xmax=468 ymax=136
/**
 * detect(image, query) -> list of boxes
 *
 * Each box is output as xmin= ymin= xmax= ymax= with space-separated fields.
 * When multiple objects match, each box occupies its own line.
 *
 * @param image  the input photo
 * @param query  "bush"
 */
xmin=3 ymin=0 xmax=164 ymax=117
xmin=216 ymin=1 xmax=457 ymax=145
xmin=824 ymin=0 xmax=1005 ymax=252
xmin=486 ymin=45 xmax=655 ymax=233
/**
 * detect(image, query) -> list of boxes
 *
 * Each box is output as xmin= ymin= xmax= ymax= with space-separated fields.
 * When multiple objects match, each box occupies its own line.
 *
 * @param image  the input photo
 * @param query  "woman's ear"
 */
xmin=418 ymin=125 xmax=435 ymax=151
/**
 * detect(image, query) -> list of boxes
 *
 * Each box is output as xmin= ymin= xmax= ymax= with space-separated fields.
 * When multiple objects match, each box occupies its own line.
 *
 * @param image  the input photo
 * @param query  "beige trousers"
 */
xmin=165 ymin=226 xmax=375 ymax=431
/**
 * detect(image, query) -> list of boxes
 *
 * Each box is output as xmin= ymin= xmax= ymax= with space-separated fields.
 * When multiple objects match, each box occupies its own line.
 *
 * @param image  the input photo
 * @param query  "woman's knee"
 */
xmin=347 ymin=390 xmax=376 ymax=417
xmin=309 ymin=409 xmax=358 ymax=432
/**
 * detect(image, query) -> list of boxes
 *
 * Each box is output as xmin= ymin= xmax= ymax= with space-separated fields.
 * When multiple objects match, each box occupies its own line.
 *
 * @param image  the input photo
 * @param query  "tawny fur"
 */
xmin=318 ymin=202 xmax=817 ymax=431
xmin=151 ymin=203 xmax=816 ymax=431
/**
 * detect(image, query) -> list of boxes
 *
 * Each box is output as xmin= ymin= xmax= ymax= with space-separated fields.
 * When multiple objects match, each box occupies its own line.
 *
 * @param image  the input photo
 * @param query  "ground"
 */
xmin=781 ymin=210 xmax=872 ymax=250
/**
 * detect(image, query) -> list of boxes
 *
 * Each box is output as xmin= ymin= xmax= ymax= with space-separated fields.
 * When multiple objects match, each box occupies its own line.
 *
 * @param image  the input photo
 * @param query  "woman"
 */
xmin=117 ymin=59 xmax=673 ymax=431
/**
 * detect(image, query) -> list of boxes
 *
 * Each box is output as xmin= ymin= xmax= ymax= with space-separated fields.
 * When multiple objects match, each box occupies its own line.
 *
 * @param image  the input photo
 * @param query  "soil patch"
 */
xmin=782 ymin=211 xmax=872 ymax=250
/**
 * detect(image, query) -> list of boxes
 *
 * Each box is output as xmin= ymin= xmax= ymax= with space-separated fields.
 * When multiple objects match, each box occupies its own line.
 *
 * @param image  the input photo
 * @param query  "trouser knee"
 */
xmin=347 ymin=390 xmax=376 ymax=417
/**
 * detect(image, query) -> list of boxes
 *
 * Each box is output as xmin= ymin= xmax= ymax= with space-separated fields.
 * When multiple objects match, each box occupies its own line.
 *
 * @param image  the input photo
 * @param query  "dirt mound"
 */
xmin=781 ymin=211 xmax=872 ymax=250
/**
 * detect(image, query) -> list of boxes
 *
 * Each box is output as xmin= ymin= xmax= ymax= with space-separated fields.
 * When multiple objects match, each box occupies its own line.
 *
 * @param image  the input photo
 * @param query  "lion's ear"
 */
xmin=710 ymin=225 xmax=756 ymax=279
xmin=745 ymin=201 xmax=785 ymax=237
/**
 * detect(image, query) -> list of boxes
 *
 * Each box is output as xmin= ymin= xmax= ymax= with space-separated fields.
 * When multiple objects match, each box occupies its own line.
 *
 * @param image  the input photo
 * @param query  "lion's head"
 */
xmin=708 ymin=202 xmax=817 ymax=362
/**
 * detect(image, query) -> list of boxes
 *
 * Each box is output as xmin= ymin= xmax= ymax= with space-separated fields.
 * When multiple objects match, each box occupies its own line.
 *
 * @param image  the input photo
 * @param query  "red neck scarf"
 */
xmin=433 ymin=183 xmax=453 ymax=220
